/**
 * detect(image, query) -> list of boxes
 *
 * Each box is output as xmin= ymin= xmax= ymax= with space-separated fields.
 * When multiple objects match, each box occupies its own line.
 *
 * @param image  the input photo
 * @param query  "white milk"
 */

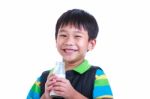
xmin=50 ymin=61 xmax=65 ymax=98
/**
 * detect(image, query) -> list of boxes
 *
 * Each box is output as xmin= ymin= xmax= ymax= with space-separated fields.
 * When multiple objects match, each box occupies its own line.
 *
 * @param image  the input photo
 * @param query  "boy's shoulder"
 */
xmin=40 ymin=68 xmax=53 ymax=77
xmin=78 ymin=65 xmax=103 ymax=77
xmin=90 ymin=65 xmax=102 ymax=70
xmin=86 ymin=65 xmax=103 ymax=74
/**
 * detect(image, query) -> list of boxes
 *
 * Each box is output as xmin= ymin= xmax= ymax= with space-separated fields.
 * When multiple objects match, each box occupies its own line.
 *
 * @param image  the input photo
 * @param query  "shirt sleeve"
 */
xmin=93 ymin=69 xmax=113 ymax=99
xmin=26 ymin=77 xmax=41 ymax=99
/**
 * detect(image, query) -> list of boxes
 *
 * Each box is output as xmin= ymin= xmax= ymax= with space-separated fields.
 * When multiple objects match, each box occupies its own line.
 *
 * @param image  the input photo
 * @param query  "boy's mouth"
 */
xmin=63 ymin=48 xmax=78 ymax=54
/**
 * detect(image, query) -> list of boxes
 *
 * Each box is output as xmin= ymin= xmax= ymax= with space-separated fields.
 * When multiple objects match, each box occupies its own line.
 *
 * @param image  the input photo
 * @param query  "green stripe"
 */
xmin=95 ymin=79 xmax=109 ymax=86
xmin=31 ymin=83 xmax=41 ymax=93
xmin=73 ymin=59 xmax=91 ymax=74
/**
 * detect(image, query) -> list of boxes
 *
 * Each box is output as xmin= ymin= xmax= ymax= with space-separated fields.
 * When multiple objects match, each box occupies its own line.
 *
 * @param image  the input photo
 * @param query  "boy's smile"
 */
xmin=63 ymin=48 xmax=78 ymax=55
xmin=56 ymin=24 xmax=95 ymax=67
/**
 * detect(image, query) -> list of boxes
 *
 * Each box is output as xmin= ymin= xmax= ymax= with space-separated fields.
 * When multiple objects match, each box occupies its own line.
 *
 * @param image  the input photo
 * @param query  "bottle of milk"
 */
xmin=50 ymin=61 xmax=65 ymax=98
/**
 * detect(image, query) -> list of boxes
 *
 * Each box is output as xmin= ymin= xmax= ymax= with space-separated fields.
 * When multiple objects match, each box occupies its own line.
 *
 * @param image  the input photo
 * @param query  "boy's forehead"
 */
xmin=59 ymin=24 xmax=86 ymax=31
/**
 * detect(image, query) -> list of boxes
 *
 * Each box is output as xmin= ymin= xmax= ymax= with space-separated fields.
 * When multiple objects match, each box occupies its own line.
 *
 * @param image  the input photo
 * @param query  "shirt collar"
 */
xmin=73 ymin=59 xmax=91 ymax=74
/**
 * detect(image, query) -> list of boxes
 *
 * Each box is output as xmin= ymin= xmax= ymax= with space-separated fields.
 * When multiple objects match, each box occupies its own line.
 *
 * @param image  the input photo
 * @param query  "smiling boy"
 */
xmin=56 ymin=25 xmax=95 ymax=71
xmin=27 ymin=9 xmax=113 ymax=99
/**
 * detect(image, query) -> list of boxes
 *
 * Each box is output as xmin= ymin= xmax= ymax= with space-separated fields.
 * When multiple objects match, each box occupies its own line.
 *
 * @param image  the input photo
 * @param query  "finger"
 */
xmin=45 ymin=76 xmax=57 ymax=92
xmin=46 ymin=78 xmax=56 ymax=87
xmin=47 ymin=74 xmax=57 ymax=81
xmin=53 ymin=85 xmax=66 ymax=92
xmin=53 ymin=80 xmax=70 ymax=90
xmin=55 ymin=77 xmax=68 ymax=84
xmin=53 ymin=90 xmax=65 ymax=97
xmin=52 ymin=77 xmax=66 ymax=86
xmin=45 ymin=84 xmax=53 ymax=91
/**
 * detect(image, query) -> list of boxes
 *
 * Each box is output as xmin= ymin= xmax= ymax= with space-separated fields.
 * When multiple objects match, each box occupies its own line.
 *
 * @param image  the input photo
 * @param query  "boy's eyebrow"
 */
xmin=59 ymin=29 xmax=66 ymax=33
xmin=59 ymin=28 xmax=83 ymax=34
xmin=73 ymin=30 xmax=83 ymax=34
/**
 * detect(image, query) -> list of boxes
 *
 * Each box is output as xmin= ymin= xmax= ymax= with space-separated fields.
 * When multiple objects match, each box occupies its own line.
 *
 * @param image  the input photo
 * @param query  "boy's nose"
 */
xmin=65 ymin=37 xmax=75 ymax=46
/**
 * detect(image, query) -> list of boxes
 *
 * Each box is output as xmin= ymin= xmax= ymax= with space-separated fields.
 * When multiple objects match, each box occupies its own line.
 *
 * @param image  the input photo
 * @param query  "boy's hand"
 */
xmin=42 ymin=74 xmax=87 ymax=99
xmin=52 ymin=77 xmax=75 ymax=98
xmin=42 ymin=74 xmax=57 ymax=99
xmin=53 ymin=77 xmax=88 ymax=99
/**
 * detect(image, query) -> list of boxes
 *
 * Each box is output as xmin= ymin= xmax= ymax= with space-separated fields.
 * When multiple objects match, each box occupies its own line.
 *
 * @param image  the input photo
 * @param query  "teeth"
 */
xmin=65 ymin=49 xmax=74 ymax=52
xmin=65 ymin=49 xmax=75 ymax=53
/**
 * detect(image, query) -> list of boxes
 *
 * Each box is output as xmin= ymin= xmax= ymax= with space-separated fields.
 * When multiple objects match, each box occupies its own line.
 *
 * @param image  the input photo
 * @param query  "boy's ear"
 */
xmin=88 ymin=39 xmax=96 ymax=51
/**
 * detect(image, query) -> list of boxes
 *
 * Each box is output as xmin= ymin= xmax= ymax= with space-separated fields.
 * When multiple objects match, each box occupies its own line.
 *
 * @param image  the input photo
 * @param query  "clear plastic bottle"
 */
xmin=50 ymin=61 xmax=65 ymax=98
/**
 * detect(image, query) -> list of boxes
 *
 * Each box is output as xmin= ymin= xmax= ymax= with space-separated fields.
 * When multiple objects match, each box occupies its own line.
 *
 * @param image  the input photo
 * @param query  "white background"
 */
xmin=0 ymin=0 xmax=150 ymax=99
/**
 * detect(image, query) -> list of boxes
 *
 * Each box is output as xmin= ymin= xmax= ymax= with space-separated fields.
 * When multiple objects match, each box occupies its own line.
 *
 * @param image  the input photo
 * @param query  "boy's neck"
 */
xmin=65 ymin=59 xmax=84 ymax=71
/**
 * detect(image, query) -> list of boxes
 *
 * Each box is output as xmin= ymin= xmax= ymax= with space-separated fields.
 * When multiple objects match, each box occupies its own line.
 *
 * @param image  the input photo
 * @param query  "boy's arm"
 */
xmin=27 ymin=77 xmax=41 ymax=99
xmin=93 ymin=69 xmax=113 ymax=99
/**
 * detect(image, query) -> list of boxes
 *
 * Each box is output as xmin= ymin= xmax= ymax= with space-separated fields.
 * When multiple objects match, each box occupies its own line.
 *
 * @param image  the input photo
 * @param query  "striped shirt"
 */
xmin=27 ymin=60 xmax=113 ymax=99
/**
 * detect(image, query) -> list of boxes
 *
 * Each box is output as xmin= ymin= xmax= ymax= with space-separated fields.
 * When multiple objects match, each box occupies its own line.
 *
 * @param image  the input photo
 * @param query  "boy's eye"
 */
xmin=59 ymin=34 xmax=67 ymax=37
xmin=75 ymin=35 xmax=82 ymax=38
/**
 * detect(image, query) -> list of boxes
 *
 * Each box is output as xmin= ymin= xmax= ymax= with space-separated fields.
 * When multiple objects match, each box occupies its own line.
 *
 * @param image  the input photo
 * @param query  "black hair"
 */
xmin=55 ymin=9 xmax=99 ymax=40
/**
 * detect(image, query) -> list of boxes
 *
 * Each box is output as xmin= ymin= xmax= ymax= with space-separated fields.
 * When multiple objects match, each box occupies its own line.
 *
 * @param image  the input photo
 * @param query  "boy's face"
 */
xmin=56 ymin=25 xmax=96 ymax=63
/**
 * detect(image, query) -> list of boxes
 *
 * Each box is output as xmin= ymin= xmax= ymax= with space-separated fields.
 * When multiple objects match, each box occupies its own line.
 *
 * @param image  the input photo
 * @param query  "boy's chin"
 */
xmin=63 ymin=58 xmax=74 ymax=62
xmin=63 ymin=57 xmax=76 ymax=63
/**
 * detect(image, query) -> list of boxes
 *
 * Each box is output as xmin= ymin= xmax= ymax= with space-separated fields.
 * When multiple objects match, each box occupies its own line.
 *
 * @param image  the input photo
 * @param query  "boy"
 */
xmin=27 ymin=9 xmax=113 ymax=99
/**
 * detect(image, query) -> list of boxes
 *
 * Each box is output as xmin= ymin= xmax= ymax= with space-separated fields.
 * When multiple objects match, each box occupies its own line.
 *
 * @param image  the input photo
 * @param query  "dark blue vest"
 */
xmin=40 ymin=66 xmax=101 ymax=99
